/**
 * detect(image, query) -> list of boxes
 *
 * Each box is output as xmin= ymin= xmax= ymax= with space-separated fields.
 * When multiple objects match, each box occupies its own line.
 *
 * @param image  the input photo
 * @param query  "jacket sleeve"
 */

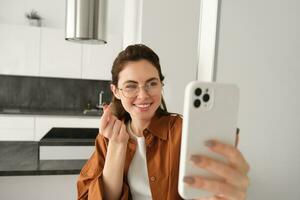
xmin=77 ymin=134 xmax=131 ymax=200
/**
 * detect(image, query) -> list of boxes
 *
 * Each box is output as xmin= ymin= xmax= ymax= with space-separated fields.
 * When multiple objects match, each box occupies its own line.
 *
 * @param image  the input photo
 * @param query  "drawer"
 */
xmin=0 ymin=115 xmax=35 ymax=140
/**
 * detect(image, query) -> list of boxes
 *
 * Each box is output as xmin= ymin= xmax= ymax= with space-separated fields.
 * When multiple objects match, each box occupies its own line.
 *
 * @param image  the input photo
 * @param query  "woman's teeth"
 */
xmin=135 ymin=104 xmax=151 ymax=108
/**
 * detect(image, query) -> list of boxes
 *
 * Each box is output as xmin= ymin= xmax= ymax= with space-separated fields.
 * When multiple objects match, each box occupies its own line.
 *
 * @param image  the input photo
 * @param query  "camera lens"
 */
xmin=194 ymin=99 xmax=201 ymax=108
xmin=202 ymin=94 xmax=210 ymax=102
xmin=194 ymin=88 xmax=202 ymax=96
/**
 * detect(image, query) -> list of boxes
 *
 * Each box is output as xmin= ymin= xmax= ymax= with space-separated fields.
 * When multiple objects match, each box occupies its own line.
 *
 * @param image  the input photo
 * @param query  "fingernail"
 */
xmin=103 ymin=104 xmax=108 ymax=110
xmin=205 ymin=140 xmax=216 ymax=147
xmin=183 ymin=177 xmax=195 ymax=184
xmin=190 ymin=155 xmax=202 ymax=163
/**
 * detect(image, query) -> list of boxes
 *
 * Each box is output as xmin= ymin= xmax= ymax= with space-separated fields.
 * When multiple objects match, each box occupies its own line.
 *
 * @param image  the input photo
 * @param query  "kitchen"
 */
xmin=1 ymin=0 xmax=300 ymax=199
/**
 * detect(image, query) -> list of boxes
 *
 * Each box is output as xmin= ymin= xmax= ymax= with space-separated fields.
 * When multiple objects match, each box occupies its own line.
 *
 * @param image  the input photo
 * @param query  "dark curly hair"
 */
xmin=110 ymin=44 xmax=169 ymax=121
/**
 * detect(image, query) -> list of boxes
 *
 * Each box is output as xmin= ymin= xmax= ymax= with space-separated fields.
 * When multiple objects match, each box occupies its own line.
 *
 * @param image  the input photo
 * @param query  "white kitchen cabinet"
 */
xmin=0 ymin=24 xmax=40 ymax=77
xmin=40 ymin=28 xmax=82 ymax=79
xmin=0 ymin=115 xmax=35 ymax=141
xmin=34 ymin=116 xmax=99 ymax=141
xmin=81 ymin=33 xmax=122 ymax=80
xmin=39 ymin=146 xmax=95 ymax=160
xmin=0 ymin=0 xmax=124 ymax=80
xmin=0 ymin=175 xmax=77 ymax=200
xmin=0 ymin=115 xmax=100 ymax=141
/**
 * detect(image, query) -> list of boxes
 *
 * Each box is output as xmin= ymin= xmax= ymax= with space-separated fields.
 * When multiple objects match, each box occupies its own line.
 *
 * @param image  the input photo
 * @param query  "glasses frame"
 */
xmin=117 ymin=81 xmax=164 ymax=98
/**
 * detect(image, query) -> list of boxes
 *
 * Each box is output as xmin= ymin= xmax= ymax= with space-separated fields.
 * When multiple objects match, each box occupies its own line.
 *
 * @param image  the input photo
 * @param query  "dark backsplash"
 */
xmin=0 ymin=75 xmax=111 ymax=111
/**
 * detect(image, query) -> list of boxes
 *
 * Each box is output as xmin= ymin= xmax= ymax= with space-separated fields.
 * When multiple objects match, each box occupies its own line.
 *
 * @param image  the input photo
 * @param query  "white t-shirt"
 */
xmin=127 ymin=125 xmax=152 ymax=200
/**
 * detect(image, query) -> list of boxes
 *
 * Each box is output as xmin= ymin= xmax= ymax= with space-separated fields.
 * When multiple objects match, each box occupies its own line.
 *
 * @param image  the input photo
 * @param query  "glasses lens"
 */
xmin=122 ymin=83 xmax=138 ymax=98
xmin=146 ymin=81 xmax=162 ymax=95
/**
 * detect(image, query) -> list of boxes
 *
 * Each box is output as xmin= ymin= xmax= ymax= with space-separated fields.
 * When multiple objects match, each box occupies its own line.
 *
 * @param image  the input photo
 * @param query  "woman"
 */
xmin=77 ymin=44 xmax=250 ymax=200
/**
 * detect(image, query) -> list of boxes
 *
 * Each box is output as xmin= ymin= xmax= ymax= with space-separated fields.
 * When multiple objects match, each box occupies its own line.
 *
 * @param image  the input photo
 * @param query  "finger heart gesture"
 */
xmin=99 ymin=104 xmax=129 ymax=144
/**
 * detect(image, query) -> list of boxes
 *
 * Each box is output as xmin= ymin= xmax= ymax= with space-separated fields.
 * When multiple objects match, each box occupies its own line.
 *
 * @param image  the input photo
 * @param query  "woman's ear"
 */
xmin=110 ymin=84 xmax=121 ymax=100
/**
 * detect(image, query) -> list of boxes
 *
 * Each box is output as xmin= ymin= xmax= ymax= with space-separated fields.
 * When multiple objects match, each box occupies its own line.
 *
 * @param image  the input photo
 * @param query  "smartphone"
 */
xmin=178 ymin=81 xmax=240 ymax=199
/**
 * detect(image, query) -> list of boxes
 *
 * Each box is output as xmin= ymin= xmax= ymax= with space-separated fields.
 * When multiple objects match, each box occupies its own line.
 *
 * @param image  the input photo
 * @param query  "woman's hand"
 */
xmin=183 ymin=139 xmax=250 ymax=200
xmin=99 ymin=104 xmax=129 ymax=144
xmin=100 ymin=104 xmax=129 ymax=200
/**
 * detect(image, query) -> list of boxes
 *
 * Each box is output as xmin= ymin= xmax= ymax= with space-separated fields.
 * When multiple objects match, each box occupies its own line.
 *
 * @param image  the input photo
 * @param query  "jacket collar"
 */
xmin=146 ymin=114 xmax=169 ymax=140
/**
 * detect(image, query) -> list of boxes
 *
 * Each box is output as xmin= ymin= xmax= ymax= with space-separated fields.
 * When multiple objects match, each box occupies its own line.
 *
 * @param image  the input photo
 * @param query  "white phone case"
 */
xmin=178 ymin=81 xmax=239 ymax=199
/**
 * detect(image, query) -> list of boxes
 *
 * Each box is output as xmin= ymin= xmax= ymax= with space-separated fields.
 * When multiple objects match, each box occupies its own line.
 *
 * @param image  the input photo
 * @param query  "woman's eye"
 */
xmin=149 ymin=81 xmax=158 ymax=87
xmin=125 ymin=85 xmax=138 ymax=89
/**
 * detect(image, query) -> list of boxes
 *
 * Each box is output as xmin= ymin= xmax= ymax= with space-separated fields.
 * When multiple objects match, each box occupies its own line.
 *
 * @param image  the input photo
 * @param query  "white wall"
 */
xmin=215 ymin=0 xmax=300 ymax=199
xmin=0 ymin=0 xmax=65 ymax=28
xmin=141 ymin=0 xmax=200 ymax=114
xmin=0 ymin=0 xmax=124 ymax=45
xmin=0 ymin=175 xmax=78 ymax=200
xmin=0 ymin=0 xmax=124 ymax=32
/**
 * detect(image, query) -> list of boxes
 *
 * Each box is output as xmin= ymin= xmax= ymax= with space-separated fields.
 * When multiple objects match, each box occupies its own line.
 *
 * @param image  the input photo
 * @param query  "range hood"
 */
xmin=65 ymin=0 xmax=107 ymax=44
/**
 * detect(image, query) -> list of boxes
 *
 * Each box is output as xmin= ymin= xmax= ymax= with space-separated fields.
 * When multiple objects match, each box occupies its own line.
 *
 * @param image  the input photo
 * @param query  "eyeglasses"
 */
xmin=118 ymin=80 xmax=163 ymax=98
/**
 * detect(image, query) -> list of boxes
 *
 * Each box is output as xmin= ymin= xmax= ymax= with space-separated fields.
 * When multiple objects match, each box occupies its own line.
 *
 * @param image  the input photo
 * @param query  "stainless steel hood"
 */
xmin=65 ymin=0 xmax=107 ymax=44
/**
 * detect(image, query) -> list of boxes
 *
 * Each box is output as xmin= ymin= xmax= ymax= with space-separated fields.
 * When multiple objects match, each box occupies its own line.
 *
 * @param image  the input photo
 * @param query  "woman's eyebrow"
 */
xmin=123 ymin=77 xmax=159 ymax=84
xmin=145 ymin=77 xmax=159 ymax=82
xmin=123 ymin=80 xmax=138 ymax=84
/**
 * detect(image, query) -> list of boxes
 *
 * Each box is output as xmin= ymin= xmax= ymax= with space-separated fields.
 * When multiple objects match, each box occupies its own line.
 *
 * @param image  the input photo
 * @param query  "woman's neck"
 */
xmin=130 ymin=118 xmax=151 ymax=137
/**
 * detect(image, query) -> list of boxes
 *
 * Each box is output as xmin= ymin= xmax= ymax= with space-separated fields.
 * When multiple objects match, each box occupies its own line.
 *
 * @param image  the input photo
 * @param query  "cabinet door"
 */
xmin=0 ymin=115 xmax=35 ymax=141
xmin=0 ymin=24 xmax=40 ymax=76
xmin=81 ymin=34 xmax=122 ymax=80
xmin=40 ymin=28 xmax=82 ymax=79
xmin=35 ymin=116 xmax=99 ymax=141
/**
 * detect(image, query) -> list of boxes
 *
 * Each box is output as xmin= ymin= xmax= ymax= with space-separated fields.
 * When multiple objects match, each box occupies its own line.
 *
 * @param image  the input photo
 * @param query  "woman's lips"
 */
xmin=134 ymin=103 xmax=152 ymax=111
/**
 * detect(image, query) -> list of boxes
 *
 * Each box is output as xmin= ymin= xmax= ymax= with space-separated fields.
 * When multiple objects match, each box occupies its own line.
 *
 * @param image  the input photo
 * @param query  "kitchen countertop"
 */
xmin=0 ymin=108 xmax=102 ymax=117
xmin=0 ymin=142 xmax=88 ymax=176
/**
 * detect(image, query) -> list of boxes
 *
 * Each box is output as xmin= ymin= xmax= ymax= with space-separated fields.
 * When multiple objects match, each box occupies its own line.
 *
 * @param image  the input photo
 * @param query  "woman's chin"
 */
xmin=131 ymin=105 xmax=157 ymax=121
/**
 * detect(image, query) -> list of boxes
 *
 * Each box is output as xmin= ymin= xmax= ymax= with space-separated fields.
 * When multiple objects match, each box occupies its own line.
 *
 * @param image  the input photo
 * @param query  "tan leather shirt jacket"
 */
xmin=77 ymin=114 xmax=183 ymax=200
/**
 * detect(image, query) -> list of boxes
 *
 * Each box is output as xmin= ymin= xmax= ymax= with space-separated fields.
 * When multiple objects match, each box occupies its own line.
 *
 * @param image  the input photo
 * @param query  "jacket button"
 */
xmin=150 ymin=176 xmax=156 ymax=182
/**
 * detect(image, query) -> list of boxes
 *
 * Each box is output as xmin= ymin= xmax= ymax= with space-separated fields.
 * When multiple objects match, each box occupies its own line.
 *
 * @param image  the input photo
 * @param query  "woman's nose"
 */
xmin=136 ymin=86 xmax=150 ymax=98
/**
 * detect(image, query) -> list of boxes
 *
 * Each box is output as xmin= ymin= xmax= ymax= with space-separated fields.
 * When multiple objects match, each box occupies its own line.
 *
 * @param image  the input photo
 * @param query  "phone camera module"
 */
xmin=202 ymin=94 xmax=210 ymax=102
xmin=194 ymin=88 xmax=202 ymax=96
xmin=194 ymin=99 xmax=201 ymax=108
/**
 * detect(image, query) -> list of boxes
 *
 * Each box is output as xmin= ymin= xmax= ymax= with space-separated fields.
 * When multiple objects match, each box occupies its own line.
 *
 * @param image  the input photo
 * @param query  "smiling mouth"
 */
xmin=134 ymin=103 xmax=152 ymax=108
